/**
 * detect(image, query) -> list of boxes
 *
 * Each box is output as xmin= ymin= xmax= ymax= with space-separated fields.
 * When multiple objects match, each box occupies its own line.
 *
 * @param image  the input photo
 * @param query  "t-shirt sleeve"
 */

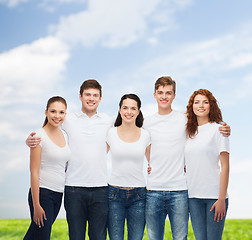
xmin=106 ymin=127 xmax=113 ymax=146
xmin=143 ymin=129 xmax=151 ymax=147
xmin=34 ymin=128 xmax=43 ymax=148
xmin=216 ymin=127 xmax=230 ymax=154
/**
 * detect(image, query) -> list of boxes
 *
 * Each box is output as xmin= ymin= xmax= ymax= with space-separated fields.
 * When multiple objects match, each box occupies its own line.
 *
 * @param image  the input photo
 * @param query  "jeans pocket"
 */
xmin=137 ymin=189 xmax=146 ymax=200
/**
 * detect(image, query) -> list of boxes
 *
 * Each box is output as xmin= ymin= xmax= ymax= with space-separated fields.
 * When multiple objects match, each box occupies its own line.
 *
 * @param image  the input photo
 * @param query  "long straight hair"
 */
xmin=114 ymin=94 xmax=144 ymax=127
xmin=42 ymin=96 xmax=67 ymax=127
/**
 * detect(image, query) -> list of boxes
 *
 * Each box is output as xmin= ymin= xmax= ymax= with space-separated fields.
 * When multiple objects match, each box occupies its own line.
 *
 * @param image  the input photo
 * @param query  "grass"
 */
xmin=0 ymin=219 xmax=252 ymax=239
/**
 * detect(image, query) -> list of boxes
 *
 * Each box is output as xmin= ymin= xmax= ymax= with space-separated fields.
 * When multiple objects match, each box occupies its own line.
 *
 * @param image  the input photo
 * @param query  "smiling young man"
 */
xmin=144 ymin=76 xmax=230 ymax=240
xmin=26 ymin=79 xmax=113 ymax=240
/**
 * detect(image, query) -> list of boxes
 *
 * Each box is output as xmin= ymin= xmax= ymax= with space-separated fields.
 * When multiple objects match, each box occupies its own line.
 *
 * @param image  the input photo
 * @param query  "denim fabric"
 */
xmin=23 ymin=188 xmax=63 ymax=240
xmin=108 ymin=185 xmax=146 ymax=240
xmin=189 ymin=198 xmax=228 ymax=240
xmin=64 ymin=186 xmax=108 ymax=240
xmin=145 ymin=190 xmax=189 ymax=240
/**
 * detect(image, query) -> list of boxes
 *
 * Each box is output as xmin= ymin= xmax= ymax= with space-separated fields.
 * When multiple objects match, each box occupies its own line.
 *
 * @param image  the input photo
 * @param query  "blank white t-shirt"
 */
xmin=185 ymin=122 xmax=230 ymax=199
xmin=143 ymin=110 xmax=187 ymax=191
xmin=62 ymin=111 xmax=113 ymax=187
xmin=107 ymin=127 xmax=150 ymax=188
xmin=36 ymin=128 xmax=70 ymax=193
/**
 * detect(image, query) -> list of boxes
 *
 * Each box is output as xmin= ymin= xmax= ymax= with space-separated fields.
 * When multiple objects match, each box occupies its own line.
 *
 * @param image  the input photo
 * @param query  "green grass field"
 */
xmin=1 ymin=219 xmax=251 ymax=239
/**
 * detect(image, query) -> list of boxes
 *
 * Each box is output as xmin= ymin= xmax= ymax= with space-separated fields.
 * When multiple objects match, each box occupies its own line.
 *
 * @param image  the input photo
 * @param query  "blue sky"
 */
xmin=0 ymin=0 xmax=252 ymax=219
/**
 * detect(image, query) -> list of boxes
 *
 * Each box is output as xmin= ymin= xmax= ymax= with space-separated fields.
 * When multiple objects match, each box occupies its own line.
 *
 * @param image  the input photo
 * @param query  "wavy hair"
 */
xmin=114 ymin=94 xmax=144 ymax=127
xmin=186 ymin=89 xmax=222 ymax=138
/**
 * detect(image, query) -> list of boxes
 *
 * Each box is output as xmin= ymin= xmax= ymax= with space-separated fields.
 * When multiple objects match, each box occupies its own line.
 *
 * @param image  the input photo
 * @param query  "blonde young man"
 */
xmin=144 ymin=76 xmax=230 ymax=240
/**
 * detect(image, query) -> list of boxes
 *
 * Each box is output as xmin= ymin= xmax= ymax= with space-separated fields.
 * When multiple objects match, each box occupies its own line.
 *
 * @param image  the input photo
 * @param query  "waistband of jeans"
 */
xmin=109 ymin=185 xmax=146 ymax=194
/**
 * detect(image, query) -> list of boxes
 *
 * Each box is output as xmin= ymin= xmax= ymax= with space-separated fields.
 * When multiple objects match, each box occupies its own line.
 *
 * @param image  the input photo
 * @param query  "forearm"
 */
xmin=30 ymin=173 xmax=40 ymax=207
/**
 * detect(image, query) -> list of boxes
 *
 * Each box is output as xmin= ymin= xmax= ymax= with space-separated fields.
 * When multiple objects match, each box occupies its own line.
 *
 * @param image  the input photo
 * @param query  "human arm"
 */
xmin=106 ymin=143 xmax=110 ymax=153
xmin=219 ymin=122 xmax=231 ymax=137
xmin=26 ymin=132 xmax=41 ymax=148
xmin=145 ymin=145 xmax=152 ymax=174
xmin=210 ymin=151 xmax=229 ymax=222
xmin=30 ymin=146 xmax=46 ymax=227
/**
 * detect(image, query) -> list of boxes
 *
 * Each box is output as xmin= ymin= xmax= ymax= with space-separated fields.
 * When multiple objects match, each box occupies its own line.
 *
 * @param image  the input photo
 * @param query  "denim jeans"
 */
xmin=23 ymin=188 xmax=63 ymax=240
xmin=64 ymin=186 xmax=108 ymax=240
xmin=145 ymin=190 xmax=189 ymax=240
xmin=189 ymin=198 xmax=228 ymax=240
xmin=108 ymin=185 xmax=146 ymax=240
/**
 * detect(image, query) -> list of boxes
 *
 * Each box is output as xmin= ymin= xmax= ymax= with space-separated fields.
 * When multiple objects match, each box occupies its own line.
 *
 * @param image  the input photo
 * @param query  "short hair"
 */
xmin=154 ymin=76 xmax=176 ymax=93
xmin=114 ymin=94 xmax=144 ymax=128
xmin=79 ymin=79 xmax=102 ymax=97
xmin=43 ymin=96 xmax=67 ymax=127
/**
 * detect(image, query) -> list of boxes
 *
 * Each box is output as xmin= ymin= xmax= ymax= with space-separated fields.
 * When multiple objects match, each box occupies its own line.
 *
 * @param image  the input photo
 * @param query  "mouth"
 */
xmin=87 ymin=102 xmax=95 ymax=107
xmin=53 ymin=119 xmax=61 ymax=124
xmin=124 ymin=115 xmax=133 ymax=119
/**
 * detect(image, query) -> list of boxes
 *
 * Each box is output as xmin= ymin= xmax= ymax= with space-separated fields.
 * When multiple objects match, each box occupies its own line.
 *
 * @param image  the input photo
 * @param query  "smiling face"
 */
xmin=193 ymin=94 xmax=210 ymax=121
xmin=119 ymin=98 xmax=139 ymax=125
xmin=45 ymin=101 xmax=66 ymax=128
xmin=154 ymin=85 xmax=176 ymax=114
xmin=79 ymin=88 xmax=101 ymax=116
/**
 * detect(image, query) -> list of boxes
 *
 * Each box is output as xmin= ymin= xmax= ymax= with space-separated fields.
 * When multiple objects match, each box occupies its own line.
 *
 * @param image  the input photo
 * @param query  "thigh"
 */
xmin=167 ymin=190 xmax=189 ymax=240
xmin=88 ymin=187 xmax=108 ymax=240
xmin=206 ymin=198 xmax=228 ymax=240
xmin=64 ymin=186 xmax=87 ymax=240
xmin=24 ymin=188 xmax=56 ymax=240
xmin=189 ymin=198 xmax=207 ymax=240
xmin=108 ymin=186 xmax=126 ymax=240
xmin=127 ymin=189 xmax=146 ymax=240
xmin=145 ymin=191 xmax=166 ymax=240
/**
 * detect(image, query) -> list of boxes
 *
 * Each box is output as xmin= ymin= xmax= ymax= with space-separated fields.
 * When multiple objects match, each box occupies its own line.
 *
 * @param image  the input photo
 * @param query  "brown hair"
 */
xmin=154 ymin=76 xmax=176 ymax=93
xmin=186 ymin=89 xmax=223 ymax=138
xmin=79 ymin=79 xmax=102 ymax=97
xmin=43 ymin=96 xmax=67 ymax=127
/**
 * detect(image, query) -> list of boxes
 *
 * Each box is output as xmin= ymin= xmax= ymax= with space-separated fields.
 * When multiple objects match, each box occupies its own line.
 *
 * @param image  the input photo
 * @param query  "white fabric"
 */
xmin=62 ymin=111 xmax=113 ymax=187
xmin=185 ymin=122 xmax=230 ymax=199
xmin=143 ymin=110 xmax=187 ymax=191
xmin=107 ymin=127 xmax=150 ymax=187
xmin=36 ymin=128 xmax=70 ymax=193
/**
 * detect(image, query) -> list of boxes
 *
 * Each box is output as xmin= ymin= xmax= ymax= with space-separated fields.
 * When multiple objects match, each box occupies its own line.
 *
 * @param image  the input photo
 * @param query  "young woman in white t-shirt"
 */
xmin=23 ymin=96 xmax=70 ymax=240
xmin=185 ymin=89 xmax=230 ymax=240
xmin=107 ymin=94 xmax=151 ymax=240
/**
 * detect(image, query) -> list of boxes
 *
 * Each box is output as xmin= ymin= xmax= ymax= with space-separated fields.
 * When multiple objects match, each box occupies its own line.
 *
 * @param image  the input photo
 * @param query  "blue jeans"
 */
xmin=146 ymin=190 xmax=189 ymax=240
xmin=64 ymin=186 xmax=108 ymax=240
xmin=189 ymin=198 xmax=228 ymax=240
xmin=23 ymin=188 xmax=63 ymax=240
xmin=108 ymin=185 xmax=146 ymax=240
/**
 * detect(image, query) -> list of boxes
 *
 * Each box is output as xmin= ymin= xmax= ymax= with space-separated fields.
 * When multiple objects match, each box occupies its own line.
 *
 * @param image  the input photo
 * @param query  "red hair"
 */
xmin=186 ymin=89 xmax=223 ymax=138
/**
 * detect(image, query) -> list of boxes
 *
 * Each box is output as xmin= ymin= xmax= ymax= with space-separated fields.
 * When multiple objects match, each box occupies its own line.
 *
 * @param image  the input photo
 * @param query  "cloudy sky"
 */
xmin=0 ymin=0 xmax=252 ymax=219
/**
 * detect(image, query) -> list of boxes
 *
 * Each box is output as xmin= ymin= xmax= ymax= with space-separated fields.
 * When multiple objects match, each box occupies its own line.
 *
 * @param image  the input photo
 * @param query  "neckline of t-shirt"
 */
xmin=198 ymin=122 xmax=211 ymax=128
xmin=156 ymin=109 xmax=175 ymax=118
xmin=116 ymin=127 xmax=142 ymax=144
xmin=42 ymin=128 xmax=67 ymax=148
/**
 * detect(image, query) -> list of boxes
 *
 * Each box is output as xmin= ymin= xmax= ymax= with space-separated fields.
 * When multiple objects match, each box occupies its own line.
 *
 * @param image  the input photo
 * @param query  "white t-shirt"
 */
xmin=36 ymin=128 xmax=70 ymax=193
xmin=107 ymin=127 xmax=150 ymax=188
xmin=143 ymin=110 xmax=187 ymax=191
xmin=185 ymin=122 xmax=230 ymax=199
xmin=62 ymin=111 xmax=113 ymax=187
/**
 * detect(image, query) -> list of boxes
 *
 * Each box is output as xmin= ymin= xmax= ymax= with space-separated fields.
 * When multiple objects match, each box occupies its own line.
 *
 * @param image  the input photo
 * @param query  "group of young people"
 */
xmin=23 ymin=76 xmax=230 ymax=240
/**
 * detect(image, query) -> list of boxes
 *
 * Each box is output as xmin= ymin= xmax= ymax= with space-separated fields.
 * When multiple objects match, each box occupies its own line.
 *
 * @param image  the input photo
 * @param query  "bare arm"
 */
xmin=145 ymin=145 xmax=152 ymax=174
xmin=30 ymin=146 xmax=46 ymax=227
xmin=106 ymin=143 xmax=110 ymax=153
xmin=26 ymin=132 xmax=41 ymax=148
xmin=210 ymin=152 xmax=229 ymax=222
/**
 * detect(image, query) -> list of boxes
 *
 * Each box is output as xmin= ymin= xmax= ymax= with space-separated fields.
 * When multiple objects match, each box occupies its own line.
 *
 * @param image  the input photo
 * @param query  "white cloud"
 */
xmin=50 ymin=0 xmax=193 ymax=48
xmin=0 ymin=0 xmax=28 ymax=7
xmin=0 ymin=36 xmax=69 ymax=107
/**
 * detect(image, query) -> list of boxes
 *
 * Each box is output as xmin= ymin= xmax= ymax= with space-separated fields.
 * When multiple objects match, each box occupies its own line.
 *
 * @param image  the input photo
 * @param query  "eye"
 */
xmin=60 ymin=111 xmax=65 ymax=114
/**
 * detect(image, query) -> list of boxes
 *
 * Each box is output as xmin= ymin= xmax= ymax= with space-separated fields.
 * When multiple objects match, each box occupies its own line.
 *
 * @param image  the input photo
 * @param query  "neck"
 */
xmin=43 ymin=123 xmax=60 ymax=132
xmin=82 ymin=108 xmax=97 ymax=118
xmin=158 ymin=107 xmax=172 ymax=115
xmin=119 ymin=122 xmax=139 ymax=130
xmin=197 ymin=116 xmax=209 ymax=126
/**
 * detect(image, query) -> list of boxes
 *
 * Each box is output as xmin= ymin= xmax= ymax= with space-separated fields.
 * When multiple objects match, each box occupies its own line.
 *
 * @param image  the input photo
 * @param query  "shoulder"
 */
xmin=143 ymin=113 xmax=158 ymax=128
xmin=98 ymin=113 xmax=114 ymax=125
xmin=34 ymin=128 xmax=44 ymax=138
xmin=141 ymin=128 xmax=150 ymax=138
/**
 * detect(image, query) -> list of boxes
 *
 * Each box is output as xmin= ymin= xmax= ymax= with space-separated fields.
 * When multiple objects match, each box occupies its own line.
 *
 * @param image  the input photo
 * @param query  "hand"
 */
xmin=147 ymin=163 xmax=152 ymax=174
xmin=26 ymin=132 xmax=41 ymax=148
xmin=33 ymin=204 xmax=47 ymax=228
xmin=210 ymin=199 xmax=226 ymax=222
xmin=219 ymin=122 xmax=231 ymax=137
